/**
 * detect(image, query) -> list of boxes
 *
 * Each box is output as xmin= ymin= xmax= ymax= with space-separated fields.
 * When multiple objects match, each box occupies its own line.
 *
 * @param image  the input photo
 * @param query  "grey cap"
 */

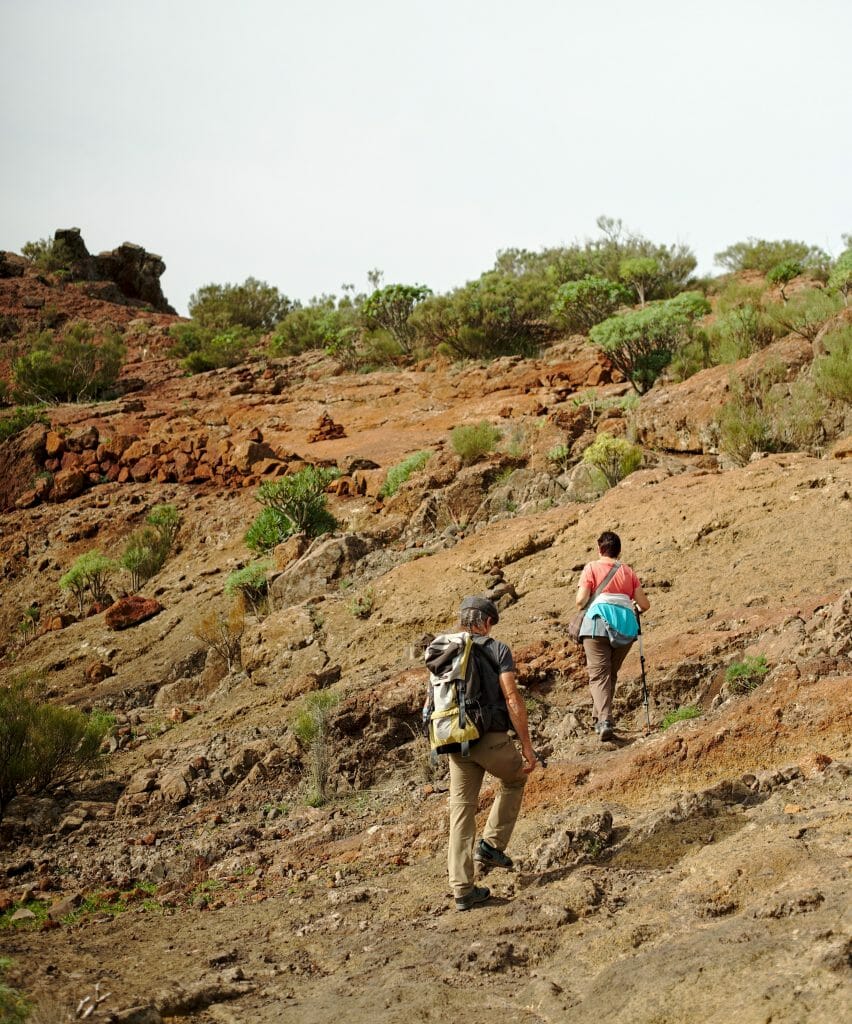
xmin=459 ymin=595 xmax=499 ymax=624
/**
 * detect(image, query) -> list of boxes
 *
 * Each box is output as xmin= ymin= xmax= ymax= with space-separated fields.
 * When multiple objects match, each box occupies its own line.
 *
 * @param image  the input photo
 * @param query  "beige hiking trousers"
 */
xmin=447 ymin=731 xmax=527 ymax=897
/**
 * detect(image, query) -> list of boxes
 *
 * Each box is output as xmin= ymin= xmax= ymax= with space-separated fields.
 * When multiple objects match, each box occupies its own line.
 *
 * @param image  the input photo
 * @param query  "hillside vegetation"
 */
xmin=0 ymin=225 xmax=850 ymax=1024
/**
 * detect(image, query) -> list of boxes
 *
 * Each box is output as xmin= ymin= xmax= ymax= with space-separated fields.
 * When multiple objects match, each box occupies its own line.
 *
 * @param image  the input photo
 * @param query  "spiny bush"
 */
xmin=715 ymin=368 xmax=786 ymax=466
xmin=581 ymin=433 xmax=643 ymax=488
xmin=290 ymin=690 xmax=340 ymax=806
xmin=0 ymin=675 xmax=112 ymax=821
xmin=451 ymin=421 xmax=502 ymax=464
xmin=225 ymin=561 xmax=271 ymax=616
xmin=192 ymin=604 xmax=245 ymax=674
xmin=59 ymin=550 xmax=116 ymax=615
xmin=380 ymin=450 xmax=432 ymax=498
xmin=725 ymin=655 xmax=769 ymax=694
xmin=0 ymin=406 xmax=49 ymax=443
xmin=12 ymin=322 xmax=125 ymax=403
xmin=188 ymin=277 xmax=291 ymax=331
xmin=269 ymin=297 xmax=360 ymax=359
xmin=245 ymin=466 xmax=338 ymax=553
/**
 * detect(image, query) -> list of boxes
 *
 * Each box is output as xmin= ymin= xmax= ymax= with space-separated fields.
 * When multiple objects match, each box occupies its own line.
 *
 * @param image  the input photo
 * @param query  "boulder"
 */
xmin=50 ymin=468 xmax=88 ymax=502
xmin=0 ymin=421 xmax=47 ymax=511
xmin=105 ymin=596 xmax=163 ymax=630
xmin=0 ymin=251 xmax=28 ymax=277
xmin=269 ymin=534 xmax=373 ymax=605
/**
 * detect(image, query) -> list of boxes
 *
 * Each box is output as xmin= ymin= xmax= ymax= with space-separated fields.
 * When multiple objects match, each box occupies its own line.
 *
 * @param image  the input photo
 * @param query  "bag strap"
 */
xmin=581 ymin=561 xmax=621 ymax=609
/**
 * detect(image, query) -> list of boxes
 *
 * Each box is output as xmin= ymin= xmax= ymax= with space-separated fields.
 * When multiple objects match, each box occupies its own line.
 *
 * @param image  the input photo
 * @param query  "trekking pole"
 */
xmin=636 ymin=610 xmax=652 ymax=735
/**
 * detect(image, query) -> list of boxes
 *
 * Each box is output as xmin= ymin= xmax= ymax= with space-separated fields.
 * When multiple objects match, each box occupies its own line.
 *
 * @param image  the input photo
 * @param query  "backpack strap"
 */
xmin=582 ymin=561 xmax=621 ymax=609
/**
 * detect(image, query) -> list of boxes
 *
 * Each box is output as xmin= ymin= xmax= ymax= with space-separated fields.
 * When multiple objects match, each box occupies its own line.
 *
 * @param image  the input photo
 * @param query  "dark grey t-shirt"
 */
xmin=477 ymin=636 xmax=515 ymax=674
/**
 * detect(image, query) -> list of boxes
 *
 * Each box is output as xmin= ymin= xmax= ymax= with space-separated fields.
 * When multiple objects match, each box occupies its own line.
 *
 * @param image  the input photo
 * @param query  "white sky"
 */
xmin=1 ymin=0 xmax=850 ymax=315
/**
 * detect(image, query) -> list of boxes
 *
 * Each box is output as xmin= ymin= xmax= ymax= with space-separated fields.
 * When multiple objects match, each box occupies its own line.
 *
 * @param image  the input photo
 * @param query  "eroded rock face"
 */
xmin=52 ymin=228 xmax=176 ymax=314
xmin=269 ymin=533 xmax=374 ymax=605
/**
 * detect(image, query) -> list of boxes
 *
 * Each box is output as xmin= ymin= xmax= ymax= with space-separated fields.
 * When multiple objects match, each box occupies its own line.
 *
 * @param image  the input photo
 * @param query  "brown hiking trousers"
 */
xmin=583 ymin=636 xmax=632 ymax=724
xmin=447 ymin=731 xmax=527 ymax=897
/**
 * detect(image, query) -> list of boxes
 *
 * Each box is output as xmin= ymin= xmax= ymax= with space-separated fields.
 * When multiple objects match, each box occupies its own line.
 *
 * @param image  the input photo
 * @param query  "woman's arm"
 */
xmin=633 ymin=584 xmax=650 ymax=612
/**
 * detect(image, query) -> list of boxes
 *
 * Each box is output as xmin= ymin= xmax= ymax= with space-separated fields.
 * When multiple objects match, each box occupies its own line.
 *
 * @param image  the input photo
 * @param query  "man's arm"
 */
xmin=499 ymin=671 xmax=537 ymax=773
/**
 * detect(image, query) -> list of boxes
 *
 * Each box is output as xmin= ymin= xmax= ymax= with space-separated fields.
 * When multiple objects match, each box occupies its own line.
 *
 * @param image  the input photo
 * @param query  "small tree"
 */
xmin=714 ymin=238 xmax=830 ymax=278
xmin=360 ymin=284 xmax=432 ymax=355
xmin=588 ymin=292 xmax=710 ymax=393
xmin=766 ymin=260 xmax=802 ymax=303
xmin=0 ymin=675 xmax=111 ymax=821
xmin=619 ymin=257 xmax=660 ymax=307
xmin=246 ymin=466 xmax=338 ymax=553
xmin=581 ymin=433 xmax=643 ymax=488
xmin=59 ymin=550 xmax=116 ymax=614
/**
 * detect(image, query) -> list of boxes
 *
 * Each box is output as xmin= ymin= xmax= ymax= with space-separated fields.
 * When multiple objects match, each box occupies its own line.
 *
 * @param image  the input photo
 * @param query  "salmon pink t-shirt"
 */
xmin=580 ymin=560 xmax=640 ymax=599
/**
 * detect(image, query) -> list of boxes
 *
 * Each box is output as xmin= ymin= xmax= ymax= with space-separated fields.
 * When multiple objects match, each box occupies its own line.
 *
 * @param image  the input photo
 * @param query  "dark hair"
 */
xmin=597 ymin=531 xmax=621 ymax=557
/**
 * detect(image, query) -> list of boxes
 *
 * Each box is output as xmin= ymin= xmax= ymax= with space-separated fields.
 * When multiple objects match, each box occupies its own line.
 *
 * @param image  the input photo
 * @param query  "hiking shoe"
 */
xmin=455 ymin=885 xmax=491 ymax=912
xmin=596 ymin=720 xmax=615 ymax=741
xmin=474 ymin=839 xmax=514 ymax=870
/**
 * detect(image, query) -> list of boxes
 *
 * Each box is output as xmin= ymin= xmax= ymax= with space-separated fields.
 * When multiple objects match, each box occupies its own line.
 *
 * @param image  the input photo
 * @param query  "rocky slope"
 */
xmin=0 ymin=261 xmax=850 ymax=1024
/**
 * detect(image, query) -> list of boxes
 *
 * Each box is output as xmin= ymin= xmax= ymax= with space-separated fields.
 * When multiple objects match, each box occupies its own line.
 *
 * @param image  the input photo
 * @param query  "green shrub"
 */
xmin=118 ymin=505 xmax=180 ymax=592
xmin=766 ymin=289 xmax=841 ymax=342
xmin=180 ymin=327 xmax=252 ymax=373
xmin=588 ymin=291 xmax=710 ymax=393
xmin=12 ymin=322 xmax=125 ymax=403
xmin=59 ymin=550 xmax=116 ymax=614
xmin=270 ymin=297 xmax=360 ymax=358
xmin=188 ymin=277 xmax=290 ymax=331
xmin=714 ymin=238 xmax=830 ymax=278
xmin=547 ymin=443 xmax=572 ymax=473
xmin=21 ymin=236 xmax=74 ymax=273
xmin=225 ymin=561 xmax=271 ymax=616
xmin=550 ymin=277 xmax=630 ymax=334
xmin=715 ymin=370 xmax=783 ymax=466
xmin=360 ymin=284 xmax=432 ymax=355
xmin=813 ymin=325 xmax=852 ymax=404
xmin=451 ymin=421 xmax=502 ymax=464
xmin=708 ymin=303 xmax=780 ymax=365
xmin=348 ymin=587 xmax=375 ymax=619
xmin=581 ymin=433 xmax=643 ymax=488
xmin=0 ymin=405 xmax=49 ymax=443
xmin=725 ymin=655 xmax=769 ymax=694
xmin=660 ymin=705 xmax=702 ymax=730
xmin=245 ymin=466 xmax=338 ymax=553
xmin=827 ymin=250 xmax=852 ymax=306
xmin=0 ymin=957 xmax=30 ymax=1022
xmin=0 ymin=675 xmax=111 ymax=820
xmin=290 ymin=690 xmax=340 ymax=806
xmin=380 ymin=450 xmax=432 ymax=497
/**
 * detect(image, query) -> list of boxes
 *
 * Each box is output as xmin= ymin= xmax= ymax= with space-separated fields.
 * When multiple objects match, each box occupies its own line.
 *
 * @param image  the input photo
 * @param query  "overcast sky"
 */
xmin=1 ymin=0 xmax=850 ymax=315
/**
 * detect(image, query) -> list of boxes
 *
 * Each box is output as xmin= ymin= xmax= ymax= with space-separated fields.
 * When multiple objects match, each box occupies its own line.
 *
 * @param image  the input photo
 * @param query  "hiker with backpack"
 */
xmin=574 ymin=531 xmax=650 ymax=741
xmin=424 ymin=595 xmax=537 ymax=911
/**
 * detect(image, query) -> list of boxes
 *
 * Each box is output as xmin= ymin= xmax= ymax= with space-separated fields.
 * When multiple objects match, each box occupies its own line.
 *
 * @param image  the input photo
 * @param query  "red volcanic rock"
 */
xmin=50 ymin=468 xmax=87 ymax=502
xmin=43 ymin=613 xmax=77 ymax=632
xmin=44 ymin=431 xmax=65 ymax=457
xmin=105 ymin=596 xmax=163 ymax=630
xmin=84 ymin=661 xmax=114 ymax=684
xmin=129 ymin=456 xmax=158 ymax=482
